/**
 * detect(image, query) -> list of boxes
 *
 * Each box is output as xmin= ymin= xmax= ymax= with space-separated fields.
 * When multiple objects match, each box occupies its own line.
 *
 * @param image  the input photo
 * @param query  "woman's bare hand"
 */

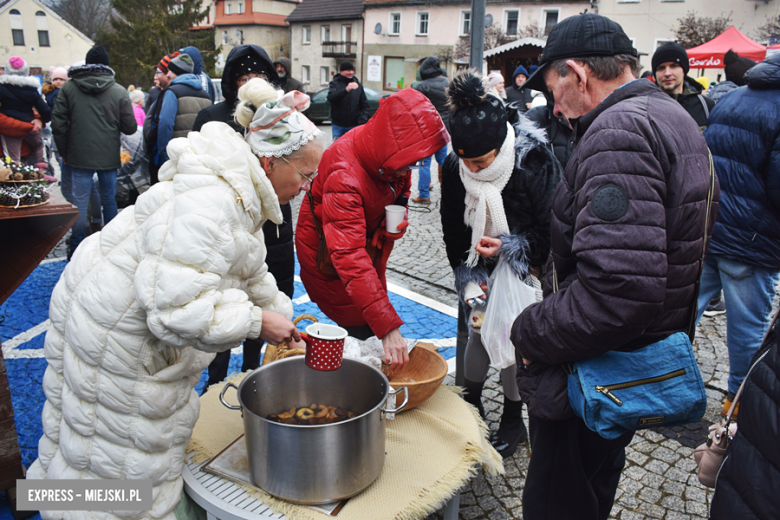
xmin=259 ymin=311 xmax=301 ymax=345
xmin=475 ymin=236 xmax=501 ymax=258
xmin=381 ymin=328 xmax=409 ymax=373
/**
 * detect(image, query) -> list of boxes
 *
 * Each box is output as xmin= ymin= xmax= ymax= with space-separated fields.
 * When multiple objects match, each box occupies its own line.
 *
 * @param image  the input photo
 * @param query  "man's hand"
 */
xmin=30 ymin=119 xmax=43 ymax=136
xmin=259 ymin=310 xmax=302 ymax=346
xmin=381 ymin=328 xmax=409 ymax=372
xmin=475 ymin=236 xmax=501 ymax=258
xmin=346 ymin=82 xmax=359 ymax=92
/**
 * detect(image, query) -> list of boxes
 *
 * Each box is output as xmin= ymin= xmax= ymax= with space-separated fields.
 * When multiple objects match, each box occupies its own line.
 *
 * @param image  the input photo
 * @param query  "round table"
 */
xmin=182 ymin=456 xmax=460 ymax=520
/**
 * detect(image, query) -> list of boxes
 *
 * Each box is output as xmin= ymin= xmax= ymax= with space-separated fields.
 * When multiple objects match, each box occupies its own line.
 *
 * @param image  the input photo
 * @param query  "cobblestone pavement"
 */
xmin=42 ymin=126 xmax=756 ymax=519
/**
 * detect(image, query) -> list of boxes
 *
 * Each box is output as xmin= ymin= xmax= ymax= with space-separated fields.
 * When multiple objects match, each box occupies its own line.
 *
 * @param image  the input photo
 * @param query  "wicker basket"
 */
xmin=261 ymin=314 xmax=318 ymax=366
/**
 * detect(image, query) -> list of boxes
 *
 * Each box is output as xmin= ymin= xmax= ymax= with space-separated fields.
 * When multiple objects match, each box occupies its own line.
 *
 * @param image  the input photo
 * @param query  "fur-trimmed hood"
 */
xmin=0 ymin=74 xmax=41 ymax=88
xmin=513 ymin=111 xmax=549 ymax=168
xmin=67 ymin=63 xmax=117 ymax=95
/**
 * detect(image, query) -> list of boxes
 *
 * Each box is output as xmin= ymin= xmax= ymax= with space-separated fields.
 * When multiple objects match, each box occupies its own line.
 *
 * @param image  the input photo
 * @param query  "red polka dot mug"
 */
xmin=301 ymin=323 xmax=349 ymax=371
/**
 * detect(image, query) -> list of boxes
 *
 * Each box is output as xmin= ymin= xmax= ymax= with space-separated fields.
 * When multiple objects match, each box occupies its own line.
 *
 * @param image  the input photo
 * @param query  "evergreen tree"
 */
xmin=96 ymin=0 xmax=218 ymax=90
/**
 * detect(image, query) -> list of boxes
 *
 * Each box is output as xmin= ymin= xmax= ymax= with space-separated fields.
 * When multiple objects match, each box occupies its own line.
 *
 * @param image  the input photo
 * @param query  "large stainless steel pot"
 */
xmin=219 ymin=356 xmax=408 ymax=505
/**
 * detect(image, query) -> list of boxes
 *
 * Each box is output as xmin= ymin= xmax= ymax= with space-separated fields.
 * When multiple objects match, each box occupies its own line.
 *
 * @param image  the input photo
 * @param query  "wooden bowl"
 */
xmin=385 ymin=343 xmax=448 ymax=412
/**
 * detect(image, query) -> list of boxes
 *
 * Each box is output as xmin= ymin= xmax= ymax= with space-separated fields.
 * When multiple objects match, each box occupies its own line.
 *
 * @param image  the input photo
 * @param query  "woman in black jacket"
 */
xmin=710 ymin=311 xmax=780 ymax=519
xmin=440 ymin=70 xmax=561 ymax=458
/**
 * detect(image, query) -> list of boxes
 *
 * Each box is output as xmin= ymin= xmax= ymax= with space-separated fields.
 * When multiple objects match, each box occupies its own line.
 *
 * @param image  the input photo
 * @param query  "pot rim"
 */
xmin=235 ymin=356 xmax=390 ymax=428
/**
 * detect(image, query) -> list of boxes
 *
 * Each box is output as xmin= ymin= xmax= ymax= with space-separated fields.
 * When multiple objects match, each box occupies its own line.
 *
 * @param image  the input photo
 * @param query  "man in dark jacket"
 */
xmin=191 ymin=45 xmax=295 ymax=389
xmin=273 ymin=57 xmax=305 ymax=94
xmin=652 ymin=42 xmax=715 ymax=129
xmin=52 ymin=45 xmax=136 ymax=259
xmin=505 ymin=64 xmax=534 ymax=109
xmin=146 ymin=53 xmax=211 ymax=184
xmin=412 ymin=56 xmax=450 ymax=202
xmin=513 ymin=15 xmax=716 ymax=519
xmin=694 ymin=53 xmax=780 ymax=418
xmin=327 ymin=60 xmax=369 ymax=140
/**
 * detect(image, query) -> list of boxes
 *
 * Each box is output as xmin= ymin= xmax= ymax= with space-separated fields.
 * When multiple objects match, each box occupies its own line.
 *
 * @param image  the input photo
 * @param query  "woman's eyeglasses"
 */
xmin=237 ymin=73 xmax=268 ymax=86
xmin=279 ymin=156 xmax=317 ymax=189
xmin=407 ymin=160 xmax=425 ymax=170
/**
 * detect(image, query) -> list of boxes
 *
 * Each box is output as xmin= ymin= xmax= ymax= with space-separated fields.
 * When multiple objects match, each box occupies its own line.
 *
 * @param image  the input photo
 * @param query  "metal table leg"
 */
xmin=441 ymin=491 xmax=460 ymax=520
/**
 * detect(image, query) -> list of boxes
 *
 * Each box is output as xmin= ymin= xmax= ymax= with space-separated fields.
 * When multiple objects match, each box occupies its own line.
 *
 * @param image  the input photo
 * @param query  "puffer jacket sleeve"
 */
xmin=51 ymin=84 xmax=71 ymax=159
xmin=0 ymin=112 xmax=34 ymax=137
xmin=515 ymin=121 xmax=669 ymax=365
xmin=322 ymin=169 xmax=403 ymax=338
xmin=134 ymin=184 xmax=283 ymax=352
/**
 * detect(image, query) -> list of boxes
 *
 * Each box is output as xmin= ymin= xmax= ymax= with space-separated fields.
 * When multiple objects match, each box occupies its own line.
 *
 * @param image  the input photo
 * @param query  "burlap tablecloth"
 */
xmin=186 ymin=372 xmax=503 ymax=520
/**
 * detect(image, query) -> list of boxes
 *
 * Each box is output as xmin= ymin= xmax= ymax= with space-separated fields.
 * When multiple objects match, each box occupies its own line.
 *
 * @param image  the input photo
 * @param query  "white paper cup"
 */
xmin=385 ymin=205 xmax=405 ymax=233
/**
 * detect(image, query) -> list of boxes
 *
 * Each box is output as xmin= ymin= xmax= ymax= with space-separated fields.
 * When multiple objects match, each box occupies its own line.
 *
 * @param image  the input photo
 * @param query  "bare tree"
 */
xmin=756 ymin=14 xmax=780 ymax=43
xmin=437 ymin=47 xmax=453 ymax=67
xmin=454 ymin=24 xmax=515 ymax=62
xmin=674 ymin=11 xmax=733 ymax=49
xmin=46 ymin=0 xmax=112 ymax=39
xmin=517 ymin=20 xmax=545 ymax=39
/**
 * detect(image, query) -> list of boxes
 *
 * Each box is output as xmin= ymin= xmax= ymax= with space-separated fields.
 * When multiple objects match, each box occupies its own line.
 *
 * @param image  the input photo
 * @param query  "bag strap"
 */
xmin=686 ymin=151 xmax=716 ymax=340
xmin=723 ymin=309 xmax=780 ymax=425
xmin=698 ymin=94 xmax=710 ymax=119
xmin=307 ymin=190 xmax=326 ymax=241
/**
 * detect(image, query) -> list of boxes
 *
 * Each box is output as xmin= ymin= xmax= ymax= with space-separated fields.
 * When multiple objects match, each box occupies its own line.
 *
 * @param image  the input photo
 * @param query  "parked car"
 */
xmin=303 ymin=86 xmax=385 ymax=124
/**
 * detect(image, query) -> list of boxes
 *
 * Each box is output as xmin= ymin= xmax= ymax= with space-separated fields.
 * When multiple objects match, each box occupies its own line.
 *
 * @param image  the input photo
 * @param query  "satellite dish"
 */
xmin=374 ymin=23 xmax=382 ymax=35
xmin=484 ymin=14 xmax=493 ymax=27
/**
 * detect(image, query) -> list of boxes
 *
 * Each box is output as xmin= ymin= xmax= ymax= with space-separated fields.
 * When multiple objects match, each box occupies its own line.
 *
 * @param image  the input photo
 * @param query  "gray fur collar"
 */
xmin=68 ymin=63 xmax=115 ymax=78
xmin=513 ymin=113 xmax=548 ymax=168
xmin=0 ymin=75 xmax=41 ymax=88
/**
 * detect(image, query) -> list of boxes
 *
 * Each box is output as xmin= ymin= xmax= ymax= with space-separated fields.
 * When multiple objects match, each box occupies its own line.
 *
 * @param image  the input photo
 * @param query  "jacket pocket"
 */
xmin=516 ymin=361 xmax=575 ymax=422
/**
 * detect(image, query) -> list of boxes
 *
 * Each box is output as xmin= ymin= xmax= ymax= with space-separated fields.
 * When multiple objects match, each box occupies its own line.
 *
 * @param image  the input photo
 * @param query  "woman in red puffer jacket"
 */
xmin=297 ymin=89 xmax=449 ymax=372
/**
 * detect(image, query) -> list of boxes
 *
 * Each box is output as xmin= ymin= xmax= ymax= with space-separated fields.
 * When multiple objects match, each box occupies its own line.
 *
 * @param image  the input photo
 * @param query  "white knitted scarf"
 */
xmin=459 ymin=123 xmax=516 ymax=267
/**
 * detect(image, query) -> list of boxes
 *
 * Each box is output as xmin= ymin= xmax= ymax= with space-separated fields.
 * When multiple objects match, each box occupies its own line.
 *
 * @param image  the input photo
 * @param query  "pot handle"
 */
xmin=382 ymin=385 xmax=409 ymax=414
xmin=219 ymin=382 xmax=241 ymax=411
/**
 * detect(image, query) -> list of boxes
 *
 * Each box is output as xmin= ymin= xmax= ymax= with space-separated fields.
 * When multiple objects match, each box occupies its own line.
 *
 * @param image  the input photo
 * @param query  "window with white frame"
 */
xmin=321 ymin=25 xmax=330 ymax=43
xmin=225 ymin=3 xmax=231 ymax=14
xmin=541 ymin=8 xmax=559 ymax=35
xmin=460 ymin=10 xmax=471 ymax=36
xmin=416 ymin=11 xmax=429 ymax=36
xmin=302 ymin=25 xmax=311 ymax=44
xmin=320 ymin=66 xmax=329 ymax=85
xmin=222 ymin=31 xmax=228 ymax=44
xmin=389 ymin=13 xmax=401 ymax=35
xmin=237 ymin=2 xmax=244 ymax=13
xmin=504 ymin=9 xmax=519 ymax=35
xmin=302 ymin=65 xmax=310 ymax=84
xmin=236 ymin=29 xmax=243 ymax=44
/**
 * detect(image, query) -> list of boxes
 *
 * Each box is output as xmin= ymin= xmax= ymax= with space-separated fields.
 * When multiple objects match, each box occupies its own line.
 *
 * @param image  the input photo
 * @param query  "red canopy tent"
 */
xmin=686 ymin=26 xmax=767 ymax=69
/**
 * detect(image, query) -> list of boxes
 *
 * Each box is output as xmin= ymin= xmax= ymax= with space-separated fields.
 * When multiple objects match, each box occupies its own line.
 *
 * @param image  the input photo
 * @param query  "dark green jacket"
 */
xmin=52 ymin=64 xmax=136 ymax=170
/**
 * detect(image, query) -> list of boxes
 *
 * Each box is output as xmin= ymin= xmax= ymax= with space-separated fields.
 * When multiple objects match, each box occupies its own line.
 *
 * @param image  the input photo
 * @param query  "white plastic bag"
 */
xmin=481 ymin=259 xmax=541 ymax=369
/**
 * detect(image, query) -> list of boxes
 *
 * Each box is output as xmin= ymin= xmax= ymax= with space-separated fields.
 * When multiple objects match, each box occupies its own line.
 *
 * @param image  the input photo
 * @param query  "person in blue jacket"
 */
xmin=695 ymin=52 xmax=780 ymax=418
xmin=146 ymin=54 xmax=211 ymax=183
xmin=179 ymin=46 xmax=216 ymax=103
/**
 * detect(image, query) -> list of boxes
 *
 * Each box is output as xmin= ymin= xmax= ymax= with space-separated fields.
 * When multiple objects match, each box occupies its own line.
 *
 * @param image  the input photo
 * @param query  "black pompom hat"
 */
xmin=447 ymin=70 xmax=508 ymax=159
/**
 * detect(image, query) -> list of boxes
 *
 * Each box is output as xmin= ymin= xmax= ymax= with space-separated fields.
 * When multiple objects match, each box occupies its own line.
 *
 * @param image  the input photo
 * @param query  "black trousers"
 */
xmin=522 ymin=416 xmax=633 ymax=520
xmin=343 ymin=324 xmax=375 ymax=341
xmin=206 ymin=338 xmax=263 ymax=389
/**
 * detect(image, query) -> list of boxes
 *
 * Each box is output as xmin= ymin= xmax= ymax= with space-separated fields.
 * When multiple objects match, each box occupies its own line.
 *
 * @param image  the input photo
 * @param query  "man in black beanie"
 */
xmin=652 ymin=42 xmax=714 ymax=129
xmin=327 ymin=60 xmax=369 ymax=140
xmin=86 ymin=44 xmax=110 ymax=66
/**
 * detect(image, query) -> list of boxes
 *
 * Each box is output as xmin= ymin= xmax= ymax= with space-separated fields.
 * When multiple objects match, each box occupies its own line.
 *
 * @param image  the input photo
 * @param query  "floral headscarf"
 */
xmin=244 ymin=90 xmax=320 ymax=157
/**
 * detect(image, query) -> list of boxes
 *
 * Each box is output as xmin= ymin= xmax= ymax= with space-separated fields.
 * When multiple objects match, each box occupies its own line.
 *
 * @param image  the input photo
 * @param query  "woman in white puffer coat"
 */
xmin=28 ymin=78 xmax=327 ymax=520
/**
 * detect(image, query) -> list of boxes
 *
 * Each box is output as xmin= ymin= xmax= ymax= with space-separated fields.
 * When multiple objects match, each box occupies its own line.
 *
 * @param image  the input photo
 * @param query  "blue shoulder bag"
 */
xmin=563 ymin=153 xmax=715 ymax=440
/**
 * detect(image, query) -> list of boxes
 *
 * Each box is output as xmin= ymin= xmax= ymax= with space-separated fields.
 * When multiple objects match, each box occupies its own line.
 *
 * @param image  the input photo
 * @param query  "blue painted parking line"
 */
xmin=0 ymin=257 xmax=457 ymax=519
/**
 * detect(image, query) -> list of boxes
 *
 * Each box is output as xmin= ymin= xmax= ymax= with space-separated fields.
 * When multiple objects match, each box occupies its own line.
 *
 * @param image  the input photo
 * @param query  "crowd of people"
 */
xmin=3 ymin=11 xmax=779 ymax=519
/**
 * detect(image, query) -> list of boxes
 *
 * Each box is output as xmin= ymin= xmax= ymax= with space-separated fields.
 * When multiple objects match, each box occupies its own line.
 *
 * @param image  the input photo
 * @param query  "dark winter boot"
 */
xmin=490 ymin=397 xmax=527 ymax=459
xmin=462 ymin=379 xmax=485 ymax=419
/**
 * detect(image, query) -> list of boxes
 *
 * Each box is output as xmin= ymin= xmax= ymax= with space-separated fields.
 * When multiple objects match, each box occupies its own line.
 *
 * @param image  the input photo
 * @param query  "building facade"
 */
xmin=213 ymin=0 xmax=299 ymax=66
xmin=0 ymin=0 xmax=93 ymax=76
xmin=287 ymin=0 xmax=364 ymax=93
xmin=599 ymin=0 xmax=780 ymax=78
xmin=361 ymin=0 xmax=589 ymax=93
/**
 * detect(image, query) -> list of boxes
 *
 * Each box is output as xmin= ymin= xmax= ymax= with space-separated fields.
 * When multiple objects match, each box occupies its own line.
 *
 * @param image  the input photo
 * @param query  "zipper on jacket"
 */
xmin=595 ymin=368 xmax=687 ymax=406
